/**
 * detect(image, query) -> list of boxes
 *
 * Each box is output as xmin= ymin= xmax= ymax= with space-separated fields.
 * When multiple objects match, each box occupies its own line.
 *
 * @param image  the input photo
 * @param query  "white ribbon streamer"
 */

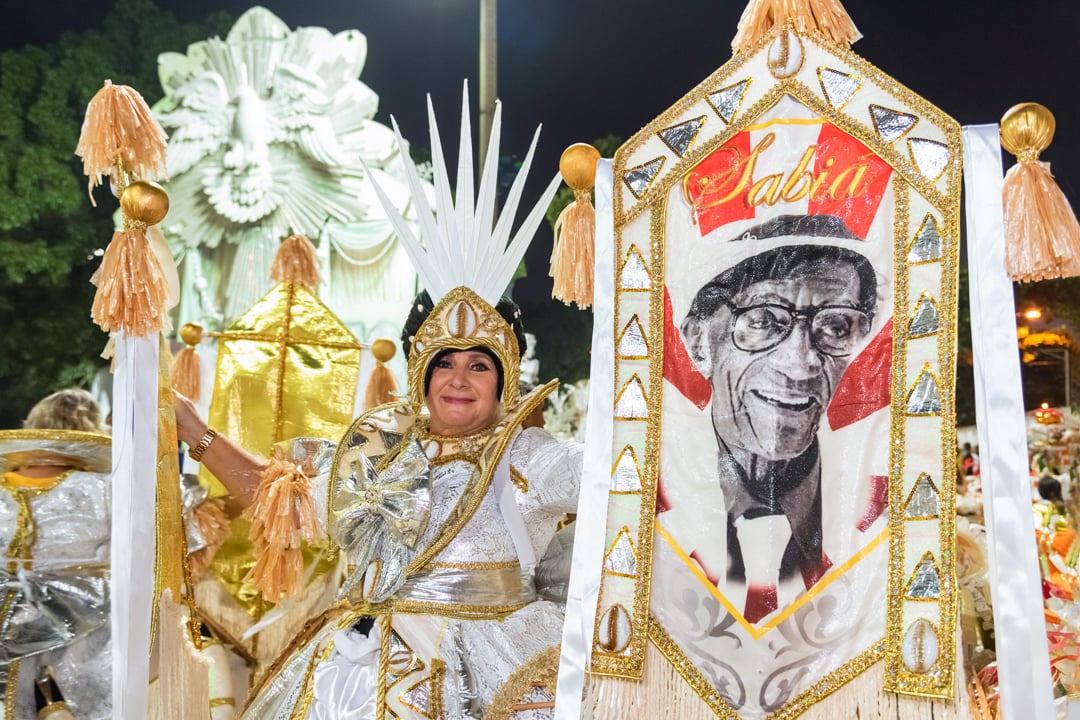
xmin=963 ymin=124 xmax=1054 ymax=720
xmin=554 ymin=159 xmax=615 ymax=719
xmin=492 ymin=428 xmax=537 ymax=571
xmin=109 ymin=333 xmax=159 ymax=718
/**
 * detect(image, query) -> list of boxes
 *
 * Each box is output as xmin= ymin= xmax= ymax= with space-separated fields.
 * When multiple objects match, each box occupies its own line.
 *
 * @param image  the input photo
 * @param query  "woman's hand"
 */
xmin=172 ymin=390 xmax=208 ymax=448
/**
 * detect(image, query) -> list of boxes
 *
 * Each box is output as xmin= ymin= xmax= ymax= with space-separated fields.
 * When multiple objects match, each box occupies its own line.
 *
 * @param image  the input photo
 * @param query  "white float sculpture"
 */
xmin=154 ymin=6 xmax=424 ymax=344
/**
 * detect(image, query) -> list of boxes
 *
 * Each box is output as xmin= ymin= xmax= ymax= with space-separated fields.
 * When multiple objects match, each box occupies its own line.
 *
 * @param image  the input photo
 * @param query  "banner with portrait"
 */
xmin=582 ymin=24 xmax=962 ymax=718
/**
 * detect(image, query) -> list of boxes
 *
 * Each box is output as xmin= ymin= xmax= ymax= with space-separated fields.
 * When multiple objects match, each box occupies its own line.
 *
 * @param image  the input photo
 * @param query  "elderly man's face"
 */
xmin=685 ymin=262 xmax=866 ymax=460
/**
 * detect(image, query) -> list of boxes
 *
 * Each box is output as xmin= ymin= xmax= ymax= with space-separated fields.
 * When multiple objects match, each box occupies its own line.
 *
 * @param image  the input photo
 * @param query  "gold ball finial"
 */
xmin=1000 ymin=102 xmax=1056 ymax=159
xmin=120 ymin=180 xmax=170 ymax=225
xmin=559 ymin=143 xmax=601 ymax=191
xmin=371 ymin=338 xmax=397 ymax=364
xmin=179 ymin=322 xmax=204 ymax=347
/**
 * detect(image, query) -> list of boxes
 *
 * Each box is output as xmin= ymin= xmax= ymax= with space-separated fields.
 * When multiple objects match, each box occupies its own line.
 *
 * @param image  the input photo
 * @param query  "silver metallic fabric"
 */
xmin=180 ymin=472 xmax=212 ymax=554
xmin=275 ymin=437 xmax=338 ymax=478
xmin=330 ymin=440 xmax=431 ymax=603
xmin=0 ymin=566 xmax=109 ymax=664
xmin=395 ymin=565 xmax=536 ymax=611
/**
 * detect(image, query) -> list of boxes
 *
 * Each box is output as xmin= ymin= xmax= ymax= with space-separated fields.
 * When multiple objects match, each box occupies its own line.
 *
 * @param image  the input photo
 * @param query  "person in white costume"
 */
xmin=173 ymin=87 xmax=581 ymax=719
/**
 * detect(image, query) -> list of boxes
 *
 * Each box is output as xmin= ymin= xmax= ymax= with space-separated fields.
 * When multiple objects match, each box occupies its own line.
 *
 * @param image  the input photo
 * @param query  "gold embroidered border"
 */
xmin=591 ymin=199 xmax=667 ymax=679
xmin=647 ymin=617 xmax=885 ymax=719
xmin=430 ymin=659 xmax=446 ymax=720
xmin=612 ymin=24 xmax=961 ymax=229
xmin=882 ymin=180 xmax=960 ymax=697
xmin=2 ymin=660 xmax=17 ymax=718
xmin=885 ymin=184 xmax=913 ymax=694
xmin=352 ymin=597 xmax=529 ymax=621
xmin=486 ymin=645 xmax=560 ymax=720
xmin=426 ymin=559 xmax=520 ymax=571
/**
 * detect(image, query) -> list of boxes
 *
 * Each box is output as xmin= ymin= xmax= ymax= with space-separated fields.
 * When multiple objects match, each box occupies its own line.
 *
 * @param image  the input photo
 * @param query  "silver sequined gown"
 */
xmin=240 ymin=423 xmax=581 ymax=720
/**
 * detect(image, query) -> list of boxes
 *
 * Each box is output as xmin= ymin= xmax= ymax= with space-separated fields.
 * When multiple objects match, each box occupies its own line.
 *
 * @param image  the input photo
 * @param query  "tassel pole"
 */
xmin=550 ymin=143 xmax=600 ymax=309
xmin=1000 ymin=102 xmax=1080 ymax=282
xmin=171 ymin=323 xmax=204 ymax=402
xmin=365 ymin=338 xmax=400 ymax=410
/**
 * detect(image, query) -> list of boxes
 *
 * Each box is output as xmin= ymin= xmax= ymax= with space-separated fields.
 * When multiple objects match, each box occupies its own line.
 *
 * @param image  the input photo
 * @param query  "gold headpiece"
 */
xmin=366 ymin=82 xmax=561 ymax=413
xmin=407 ymin=287 xmax=522 ymax=410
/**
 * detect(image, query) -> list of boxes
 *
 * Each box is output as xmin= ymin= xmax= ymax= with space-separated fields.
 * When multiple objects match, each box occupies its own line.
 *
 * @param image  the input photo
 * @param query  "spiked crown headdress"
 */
xmin=368 ymin=84 xmax=561 ymax=411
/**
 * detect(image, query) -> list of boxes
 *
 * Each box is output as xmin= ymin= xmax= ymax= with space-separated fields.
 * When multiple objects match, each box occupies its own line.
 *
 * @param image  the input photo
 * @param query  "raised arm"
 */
xmin=173 ymin=390 xmax=267 ymax=511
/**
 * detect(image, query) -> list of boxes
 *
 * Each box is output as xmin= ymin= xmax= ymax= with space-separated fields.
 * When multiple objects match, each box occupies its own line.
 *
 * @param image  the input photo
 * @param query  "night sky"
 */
xmin=5 ymin=0 xmax=1080 ymax=298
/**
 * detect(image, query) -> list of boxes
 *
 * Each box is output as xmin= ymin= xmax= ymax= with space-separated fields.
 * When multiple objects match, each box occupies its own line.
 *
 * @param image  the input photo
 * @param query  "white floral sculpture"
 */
xmin=154 ymin=6 xmax=425 ymax=339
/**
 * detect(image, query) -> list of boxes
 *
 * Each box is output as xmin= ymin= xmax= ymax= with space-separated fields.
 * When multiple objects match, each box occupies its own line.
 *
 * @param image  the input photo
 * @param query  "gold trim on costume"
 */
xmin=2 ymin=660 xmax=17 ymax=717
xmin=509 ymin=466 xmax=528 ymax=493
xmin=485 ymin=645 xmax=560 ymax=720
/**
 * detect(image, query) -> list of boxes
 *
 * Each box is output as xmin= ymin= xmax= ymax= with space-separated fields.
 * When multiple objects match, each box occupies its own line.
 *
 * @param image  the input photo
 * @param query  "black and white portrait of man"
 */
xmin=678 ymin=214 xmax=879 ymax=622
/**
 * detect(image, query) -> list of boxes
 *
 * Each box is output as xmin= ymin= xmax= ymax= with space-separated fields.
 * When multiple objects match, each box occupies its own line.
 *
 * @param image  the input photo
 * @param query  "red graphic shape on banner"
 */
xmin=683 ymin=131 xmax=755 ymax=236
xmin=827 ymin=318 xmax=893 ymax=431
xmin=800 ymin=551 xmax=833 ymax=590
xmin=857 ymin=474 xmax=890 ymax=532
xmin=663 ymin=288 xmax=712 ymax=410
xmin=808 ymin=124 xmax=892 ymax=239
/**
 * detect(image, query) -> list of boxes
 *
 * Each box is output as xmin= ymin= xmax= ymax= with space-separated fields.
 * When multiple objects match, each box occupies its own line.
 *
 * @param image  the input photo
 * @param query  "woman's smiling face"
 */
xmin=425 ymin=349 xmax=501 ymax=436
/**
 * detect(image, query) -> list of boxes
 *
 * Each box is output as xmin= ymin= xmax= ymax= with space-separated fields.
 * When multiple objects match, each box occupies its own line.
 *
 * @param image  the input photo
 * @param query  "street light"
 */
xmin=478 ymin=0 xmax=497 ymax=167
xmin=1017 ymin=305 xmax=1074 ymax=407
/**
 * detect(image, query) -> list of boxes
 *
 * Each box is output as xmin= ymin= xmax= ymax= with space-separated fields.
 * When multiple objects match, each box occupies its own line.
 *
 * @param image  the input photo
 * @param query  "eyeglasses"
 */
xmin=723 ymin=300 xmax=872 ymax=357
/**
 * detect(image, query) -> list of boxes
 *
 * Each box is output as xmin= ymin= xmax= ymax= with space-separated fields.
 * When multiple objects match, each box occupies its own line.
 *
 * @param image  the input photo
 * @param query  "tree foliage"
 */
xmin=0 ymin=0 xmax=229 ymax=427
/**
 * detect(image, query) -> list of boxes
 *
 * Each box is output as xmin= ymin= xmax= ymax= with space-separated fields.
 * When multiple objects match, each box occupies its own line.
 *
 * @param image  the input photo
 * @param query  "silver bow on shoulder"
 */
xmin=329 ymin=440 xmax=432 ymax=603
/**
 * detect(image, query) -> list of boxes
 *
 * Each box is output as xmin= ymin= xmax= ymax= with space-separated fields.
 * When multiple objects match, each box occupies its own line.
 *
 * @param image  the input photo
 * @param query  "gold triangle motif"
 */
xmin=398 ymin=674 xmax=435 ymax=717
xmin=619 ymin=245 xmax=651 ymax=291
xmin=617 ymin=315 xmax=650 ymax=359
xmin=907 ymin=292 xmax=940 ymax=338
xmin=818 ymin=67 xmax=863 ymax=110
xmin=904 ymin=552 xmax=941 ymax=601
xmin=906 ymin=364 xmax=942 ymax=416
xmin=657 ymin=116 xmax=706 ymax=158
xmin=614 ymin=375 xmax=649 ymax=420
xmin=907 ymin=138 xmax=951 ymax=182
xmin=706 ymin=79 xmax=751 ymax=124
xmin=603 ymin=527 xmax=638 ymax=576
xmin=611 ymin=445 xmax=643 ymax=492
xmin=623 ymin=157 xmax=665 ymax=199
xmin=903 ymin=473 xmax=941 ymax=519
xmin=908 ymin=214 xmax=943 ymax=264
xmin=869 ymin=104 xmax=919 ymax=143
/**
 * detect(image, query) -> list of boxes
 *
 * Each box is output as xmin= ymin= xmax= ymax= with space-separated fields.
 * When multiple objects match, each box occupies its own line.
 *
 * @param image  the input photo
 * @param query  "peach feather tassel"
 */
xmin=551 ymin=188 xmax=596 ymax=309
xmin=171 ymin=323 xmax=205 ymax=402
xmin=244 ymin=456 xmax=321 ymax=601
xmin=75 ymin=79 xmax=168 ymax=204
xmin=1000 ymin=102 xmax=1080 ymax=282
xmin=90 ymin=228 xmax=171 ymax=336
xmin=550 ymin=143 xmax=601 ymax=310
xmin=270 ymin=234 xmax=321 ymax=290
xmin=731 ymin=0 xmax=861 ymax=54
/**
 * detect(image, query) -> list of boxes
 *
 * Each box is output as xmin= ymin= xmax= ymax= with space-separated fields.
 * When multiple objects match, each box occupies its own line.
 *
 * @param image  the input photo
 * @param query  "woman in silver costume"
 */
xmin=0 ymin=389 xmax=112 ymax=719
xmin=172 ymin=89 xmax=581 ymax=718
